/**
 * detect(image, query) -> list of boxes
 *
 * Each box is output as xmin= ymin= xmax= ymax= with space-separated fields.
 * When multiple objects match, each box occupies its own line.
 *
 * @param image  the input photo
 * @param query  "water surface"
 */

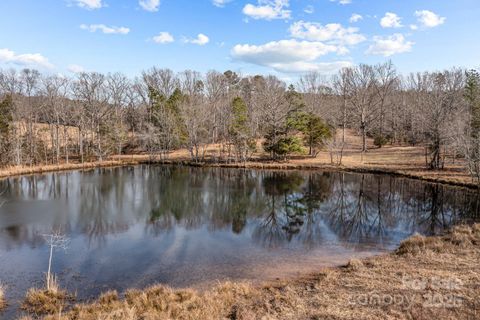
xmin=0 ymin=165 xmax=479 ymax=313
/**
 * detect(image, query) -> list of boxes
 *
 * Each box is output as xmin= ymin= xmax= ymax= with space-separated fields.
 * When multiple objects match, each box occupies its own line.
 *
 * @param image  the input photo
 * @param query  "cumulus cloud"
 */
xmin=212 ymin=0 xmax=232 ymax=7
xmin=139 ymin=0 xmax=160 ymax=12
xmin=231 ymin=39 xmax=349 ymax=73
xmin=74 ymin=0 xmax=104 ymax=10
xmin=232 ymin=40 xmax=337 ymax=63
xmin=349 ymin=14 xmax=363 ymax=23
xmin=380 ymin=12 xmax=403 ymax=28
xmin=415 ymin=10 xmax=446 ymax=28
xmin=366 ymin=34 xmax=413 ymax=57
xmin=289 ymin=21 xmax=366 ymax=46
xmin=243 ymin=0 xmax=291 ymax=21
xmin=0 ymin=48 xmax=54 ymax=69
xmin=80 ymin=24 xmax=130 ymax=34
xmin=153 ymin=32 xmax=174 ymax=44
xmin=185 ymin=34 xmax=210 ymax=45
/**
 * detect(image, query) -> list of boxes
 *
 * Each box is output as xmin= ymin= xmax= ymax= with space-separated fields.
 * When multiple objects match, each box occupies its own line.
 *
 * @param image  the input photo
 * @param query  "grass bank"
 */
xmin=1 ymin=131 xmax=477 ymax=188
xmin=0 ymin=160 xmax=139 ymax=180
xmin=1 ymin=153 xmax=478 ymax=190
xmin=15 ymin=224 xmax=480 ymax=320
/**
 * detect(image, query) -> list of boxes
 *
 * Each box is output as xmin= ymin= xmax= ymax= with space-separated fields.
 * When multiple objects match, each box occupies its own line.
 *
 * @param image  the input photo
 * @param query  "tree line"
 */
xmin=0 ymin=63 xmax=479 ymax=179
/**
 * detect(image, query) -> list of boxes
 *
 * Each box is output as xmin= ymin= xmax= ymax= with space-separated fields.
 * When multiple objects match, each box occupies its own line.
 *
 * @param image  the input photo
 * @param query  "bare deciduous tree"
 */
xmin=43 ymin=231 xmax=69 ymax=291
xmin=0 ymin=64 xmax=477 ymax=179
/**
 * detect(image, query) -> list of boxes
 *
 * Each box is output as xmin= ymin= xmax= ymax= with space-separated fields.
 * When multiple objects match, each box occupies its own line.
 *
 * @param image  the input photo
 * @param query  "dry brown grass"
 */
xmin=345 ymin=258 xmax=364 ymax=272
xmin=0 ymin=283 xmax=6 ymax=312
xmin=39 ymin=282 xmax=257 ymax=320
xmin=397 ymin=224 xmax=480 ymax=256
xmin=0 ymin=160 xmax=137 ymax=179
xmin=22 ymin=278 xmax=72 ymax=317
xmin=20 ymin=224 xmax=479 ymax=320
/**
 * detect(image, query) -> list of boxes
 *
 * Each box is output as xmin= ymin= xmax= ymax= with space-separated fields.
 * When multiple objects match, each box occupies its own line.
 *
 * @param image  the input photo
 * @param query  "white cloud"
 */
xmin=185 ymin=34 xmax=210 ymax=45
xmin=231 ymin=39 xmax=349 ymax=73
xmin=74 ymin=0 xmax=104 ymax=10
xmin=349 ymin=14 xmax=363 ymax=23
xmin=330 ymin=0 xmax=352 ymax=5
xmin=289 ymin=21 xmax=366 ymax=46
xmin=68 ymin=64 xmax=85 ymax=73
xmin=415 ymin=10 xmax=446 ymax=28
xmin=271 ymin=61 xmax=352 ymax=73
xmin=80 ymin=24 xmax=130 ymax=35
xmin=243 ymin=0 xmax=291 ymax=21
xmin=0 ymin=48 xmax=54 ymax=69
xmin=153 ymin=32 xmax=174 ymax=44
xmin=139 ymin=0 xmax=160 ymax=12
xmin=232 ymin=40 xmax=337 ymax=63
xmin=380 ymin=12 xmax=403 ymax=28
xmin=304 ymin=5 xmax=314 ymax=14
xmin=212 ymin=0 xmax=232 ymax=7
xmin=366 ymin=34 xmax=413 ymax=57
xmin=410 ymin=24 xmax=418 ymax=31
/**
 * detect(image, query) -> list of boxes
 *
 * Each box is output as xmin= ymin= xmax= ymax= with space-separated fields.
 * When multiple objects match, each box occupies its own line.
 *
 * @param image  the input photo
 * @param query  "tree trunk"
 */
xmin=361 ymin=121 xmax=367 ymax=152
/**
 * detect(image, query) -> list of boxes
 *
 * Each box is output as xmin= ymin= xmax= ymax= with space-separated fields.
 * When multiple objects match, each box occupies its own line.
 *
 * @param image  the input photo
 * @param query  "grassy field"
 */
xmin=14 ymin=224 xmax=480 ymax=320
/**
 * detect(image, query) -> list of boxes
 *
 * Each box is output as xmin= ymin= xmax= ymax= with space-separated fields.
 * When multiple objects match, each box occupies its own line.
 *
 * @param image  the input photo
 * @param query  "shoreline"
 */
xmin=180 ymin=160 xmax=480 ymax=189
xmin=1 ymin=156 xmax=478 ymax=190
xmin=11 ymin=224 xmax=480 ymax=319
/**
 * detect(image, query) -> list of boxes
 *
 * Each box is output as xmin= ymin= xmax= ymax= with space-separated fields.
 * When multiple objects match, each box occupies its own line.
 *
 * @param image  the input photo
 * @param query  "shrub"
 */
xmin=373 ymin=135 xmax=388 ymax=148
xmin=264 ymin=136 xmax=305 ymax=160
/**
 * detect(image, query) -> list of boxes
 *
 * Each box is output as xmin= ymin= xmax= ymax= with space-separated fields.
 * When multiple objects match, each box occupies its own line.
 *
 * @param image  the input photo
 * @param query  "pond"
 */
xmin=0 ymin=165 xmax=479 ymax=314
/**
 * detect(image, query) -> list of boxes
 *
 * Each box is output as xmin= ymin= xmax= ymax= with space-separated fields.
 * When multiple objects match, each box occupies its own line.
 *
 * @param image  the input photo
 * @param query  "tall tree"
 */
xmin=259 ymin=80 xmax=303 ymax=160
xmin=464 ymin=70 xmax=480 ymax=181
xmin=345 ymin=64 xmax=380 ymax=152
xmin=408 ymin=70 xmax=465 ymax=169
xmin=229 ymin=97 xmax=254 ymax=162
xmin=0 ymin=94 xmax=13 ymax=165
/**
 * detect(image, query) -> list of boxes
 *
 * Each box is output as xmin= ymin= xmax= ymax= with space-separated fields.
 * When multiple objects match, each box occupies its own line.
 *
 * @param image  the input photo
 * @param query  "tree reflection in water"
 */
xmin=0 ymin=166 xmax=479 ymax=251
xmin=142 ymin=168 xmax=479 ymax=249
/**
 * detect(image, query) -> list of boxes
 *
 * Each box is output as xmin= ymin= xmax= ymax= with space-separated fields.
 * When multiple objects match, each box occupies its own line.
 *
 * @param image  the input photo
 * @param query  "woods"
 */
xmin=0 ymin=63 xmax=478 ymax=178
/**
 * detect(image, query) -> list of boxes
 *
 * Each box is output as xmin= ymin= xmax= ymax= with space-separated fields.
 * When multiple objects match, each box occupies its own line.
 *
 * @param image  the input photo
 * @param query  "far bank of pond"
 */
xmin=1 ymin=155 xmax=478 ymax=190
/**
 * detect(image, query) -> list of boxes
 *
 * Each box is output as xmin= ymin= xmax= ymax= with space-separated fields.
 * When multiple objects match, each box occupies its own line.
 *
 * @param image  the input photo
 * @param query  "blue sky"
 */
xmin=0 ymin=0 xmax=479 ymax=79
